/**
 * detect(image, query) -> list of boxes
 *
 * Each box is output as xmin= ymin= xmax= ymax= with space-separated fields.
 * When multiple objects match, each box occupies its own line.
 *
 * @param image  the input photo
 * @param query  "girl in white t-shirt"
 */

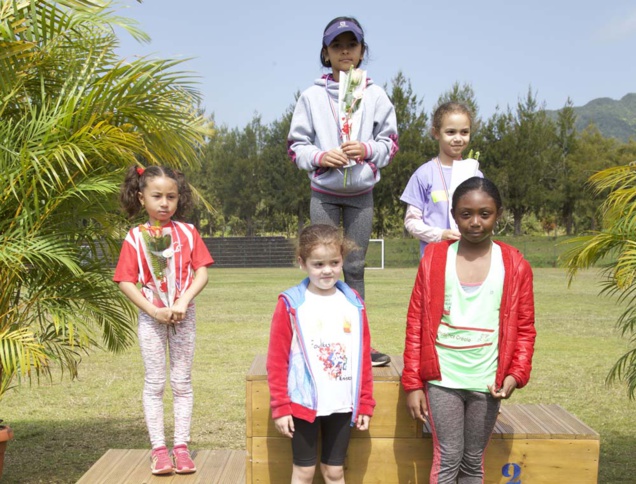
xmin=267 ymin=224 xmax=375 ymax=484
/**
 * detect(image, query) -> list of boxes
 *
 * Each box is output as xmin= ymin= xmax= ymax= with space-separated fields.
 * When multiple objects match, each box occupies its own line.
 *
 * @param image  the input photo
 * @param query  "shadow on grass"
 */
xmin=599 ymin=430 xmax=636 ymax=484
xmin=2 ymin=417 xmax=148 ymax=484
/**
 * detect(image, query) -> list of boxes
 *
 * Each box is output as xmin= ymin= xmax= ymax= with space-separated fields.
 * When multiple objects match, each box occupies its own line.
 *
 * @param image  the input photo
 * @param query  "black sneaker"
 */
xmin=370 ymin=348 xmax=391 ymax=367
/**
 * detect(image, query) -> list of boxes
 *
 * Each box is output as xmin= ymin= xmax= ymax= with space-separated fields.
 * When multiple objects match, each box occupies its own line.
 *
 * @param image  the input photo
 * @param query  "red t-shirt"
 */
xmin=113 ymin=221 xmax=213 ymax=306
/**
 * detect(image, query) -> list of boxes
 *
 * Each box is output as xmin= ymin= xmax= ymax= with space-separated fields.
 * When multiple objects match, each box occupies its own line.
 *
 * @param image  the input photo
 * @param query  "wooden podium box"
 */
xmin=246 ymin=355 xmax=599 ymax=483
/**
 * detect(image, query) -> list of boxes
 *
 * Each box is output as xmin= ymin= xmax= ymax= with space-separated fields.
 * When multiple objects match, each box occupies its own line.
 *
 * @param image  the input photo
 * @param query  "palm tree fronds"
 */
xmin=564 ymin=162 xmax=636 ymax=398
xmin=0 ymin=327 xmax=47 ymax=378
xmin=607 ymin=347 xmax=636 ymax=400
xmin=0 ymin=0 xmax=209 ymax=398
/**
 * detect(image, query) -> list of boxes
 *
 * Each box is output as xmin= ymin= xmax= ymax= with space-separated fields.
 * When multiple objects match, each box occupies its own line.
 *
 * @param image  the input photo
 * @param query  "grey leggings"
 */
xmin=426 ymin=383 xmax=500 ymax=484
xmin=310 ymin=191 xmax=374 ymax=300
xmin=138 ymin=306 xmax=196 ymax=449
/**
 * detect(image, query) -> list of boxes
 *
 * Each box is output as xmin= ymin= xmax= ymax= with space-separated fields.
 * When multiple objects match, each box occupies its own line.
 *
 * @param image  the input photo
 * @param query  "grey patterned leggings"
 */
xmin=310 ymin=191 xmax=374 ymax=300
xmin=426 ymin=383 xmax=500 ymax=484
xmin=138 ymin=305 xmax=196 ymax=449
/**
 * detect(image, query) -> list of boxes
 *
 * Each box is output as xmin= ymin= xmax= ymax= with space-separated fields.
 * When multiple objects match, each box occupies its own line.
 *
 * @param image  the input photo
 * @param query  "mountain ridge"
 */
xmin=547 ymin=93 xmax=636 ymax=142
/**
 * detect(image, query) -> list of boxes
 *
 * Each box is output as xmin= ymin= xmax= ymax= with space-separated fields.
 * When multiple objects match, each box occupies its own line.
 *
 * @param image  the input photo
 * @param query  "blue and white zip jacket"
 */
xmin=267 ymin=279 xmax=375 ymax=425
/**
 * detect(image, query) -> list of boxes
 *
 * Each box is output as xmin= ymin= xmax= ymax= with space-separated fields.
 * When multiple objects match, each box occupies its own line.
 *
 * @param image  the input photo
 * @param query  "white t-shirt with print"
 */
xmin=297 ymin=289 xmax=356 ymax=416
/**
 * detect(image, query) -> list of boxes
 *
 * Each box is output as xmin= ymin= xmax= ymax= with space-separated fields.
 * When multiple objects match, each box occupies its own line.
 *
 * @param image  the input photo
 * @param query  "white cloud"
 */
xmin=595 ymin=8 xmax=636 ymax=42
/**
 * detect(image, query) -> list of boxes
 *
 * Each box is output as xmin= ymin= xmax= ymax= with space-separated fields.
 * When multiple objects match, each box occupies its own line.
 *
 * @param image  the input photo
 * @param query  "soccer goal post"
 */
xmin=365 ymin=238 xmax=385 ymax=270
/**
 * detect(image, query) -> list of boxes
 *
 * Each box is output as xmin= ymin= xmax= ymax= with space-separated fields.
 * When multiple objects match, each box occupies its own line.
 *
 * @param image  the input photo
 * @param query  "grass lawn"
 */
xmin=367 ymin=235 xmax=579 ymax=268
xmin=2 ymin=267 xmax=635 ymax=483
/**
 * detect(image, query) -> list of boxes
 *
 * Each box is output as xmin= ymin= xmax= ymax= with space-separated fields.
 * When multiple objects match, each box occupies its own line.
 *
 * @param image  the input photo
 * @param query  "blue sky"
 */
xmin=114 ymin=0 xmax=636 ymax=129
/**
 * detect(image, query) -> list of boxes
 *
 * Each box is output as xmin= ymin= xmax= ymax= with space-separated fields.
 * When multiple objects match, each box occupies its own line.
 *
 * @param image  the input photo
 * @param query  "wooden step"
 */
xmin=246 ymin=354 xmax=418 ymax=440
xmin=77 ymin=449 xmax=245 ymax=483
xmin=79 ymin=355 xmax=601 ymax=484
xmin=246 ymin=355 xmax=600 ymax=483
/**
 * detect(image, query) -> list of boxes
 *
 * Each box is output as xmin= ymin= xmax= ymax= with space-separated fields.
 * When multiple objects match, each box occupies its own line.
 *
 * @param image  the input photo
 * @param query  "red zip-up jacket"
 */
xmin=267 ymin=280 xmax=375 ymax=424
xmin=402 ymin=240 xmax=536 ymax=392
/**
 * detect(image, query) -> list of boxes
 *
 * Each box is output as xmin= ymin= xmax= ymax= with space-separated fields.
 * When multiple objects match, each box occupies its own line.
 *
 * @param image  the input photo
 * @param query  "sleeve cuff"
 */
xmin=312 ymin=152 xmax=326 ymax=167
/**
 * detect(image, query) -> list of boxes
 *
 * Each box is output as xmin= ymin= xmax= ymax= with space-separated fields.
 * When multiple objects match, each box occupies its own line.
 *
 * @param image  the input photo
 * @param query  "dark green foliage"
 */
xmin=481 ymin=89 xmax=557 ymax=235
xmin=373 ymin=72 xmax=432 ymax=236
xmin=260 ymin=103 xmax=311 ymax=236
xmin=191 ymin=80 xmax=634 ymax=240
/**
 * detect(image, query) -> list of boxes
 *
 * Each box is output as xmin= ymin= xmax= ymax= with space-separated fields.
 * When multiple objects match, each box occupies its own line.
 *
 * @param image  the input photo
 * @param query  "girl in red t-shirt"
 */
xmin=113 ymin=166 xmax=213 ymax=476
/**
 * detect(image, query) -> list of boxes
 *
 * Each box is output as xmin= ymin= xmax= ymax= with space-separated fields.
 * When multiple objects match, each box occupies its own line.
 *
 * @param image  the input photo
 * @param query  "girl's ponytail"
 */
xmin=119 ymin=166 xmax=144 ymax=219
xmin=172 ymin=168 xmax=193 ymax=220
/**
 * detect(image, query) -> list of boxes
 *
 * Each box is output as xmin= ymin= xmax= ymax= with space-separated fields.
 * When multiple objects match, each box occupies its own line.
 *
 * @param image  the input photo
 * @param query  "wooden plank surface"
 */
xmin=497 ymin=405 xmax=540 ymax=439
xmin=245 ymin=355 xmax=600 ymax=483
xmin=540 ymin=404 xmax=600 ymax=439
xmin=250 ymin=436 xmax=430 ymax=483
xmin=246 ymin=354 xmax=267 ymax=381
xmin=248 ymin=379 xmax=418 ymax=439
xmin=247 ymin=356 xmax=599 ymax=442
xmin=364 ymin=381 xmax=420 ymax=438
xmin=485 ymin=438 xmax=600 ymax=484
xmin=249 ymin=436 xmax=600 ymax=484
xmin=245 ymin=380 xmax=254 ymax=438
xmin=421 ymin=404 xmax=599 ymax=441
xmin=77 ymin=449 xmax=245 ymax=483
xmin=390 ymin=354 xmax=404 ymax=376
xmin=246 ymin=354 xmax=415 ymax=439
xmin=490 ymin=408 xmax=519 ymax=439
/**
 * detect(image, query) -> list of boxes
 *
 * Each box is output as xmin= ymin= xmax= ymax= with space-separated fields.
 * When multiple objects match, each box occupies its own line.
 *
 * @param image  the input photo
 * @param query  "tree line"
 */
xmin=190 ymin=73 xmax=636 ymax=238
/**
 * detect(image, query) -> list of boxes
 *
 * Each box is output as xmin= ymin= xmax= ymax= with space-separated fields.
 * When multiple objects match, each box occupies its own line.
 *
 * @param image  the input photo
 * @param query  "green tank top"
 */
xmin=429 ymin=242 xmax=504 ymax=392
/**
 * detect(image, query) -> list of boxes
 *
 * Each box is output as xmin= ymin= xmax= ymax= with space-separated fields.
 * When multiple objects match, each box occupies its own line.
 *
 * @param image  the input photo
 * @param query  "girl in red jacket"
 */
xmin=402 ymin=177 xmax=536 ymax=484
xmin=267 ymin=224 xmax=375 ymax=484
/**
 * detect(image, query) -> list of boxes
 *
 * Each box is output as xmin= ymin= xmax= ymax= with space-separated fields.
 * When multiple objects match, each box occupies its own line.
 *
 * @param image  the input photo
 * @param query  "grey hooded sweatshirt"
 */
xmin=287 ymin=74 xmax=399 ymax=197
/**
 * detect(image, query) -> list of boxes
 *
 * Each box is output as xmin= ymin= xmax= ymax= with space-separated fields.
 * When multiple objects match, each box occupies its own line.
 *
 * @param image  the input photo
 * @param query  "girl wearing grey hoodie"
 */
xmin=287 ymin=16 xmax=399 ymax=367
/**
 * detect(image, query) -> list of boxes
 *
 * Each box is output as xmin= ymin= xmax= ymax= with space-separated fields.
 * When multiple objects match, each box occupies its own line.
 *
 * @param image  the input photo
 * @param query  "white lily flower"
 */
xmin=162 ymin=248 xmax=174 ymax=259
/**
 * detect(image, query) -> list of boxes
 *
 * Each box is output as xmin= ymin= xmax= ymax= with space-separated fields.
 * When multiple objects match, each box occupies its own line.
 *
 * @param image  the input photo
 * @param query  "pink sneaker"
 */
xmin=172 ymin=444 xmax=196 ymax=474
xmin=150 ymin=446 xmax=173 ymax=475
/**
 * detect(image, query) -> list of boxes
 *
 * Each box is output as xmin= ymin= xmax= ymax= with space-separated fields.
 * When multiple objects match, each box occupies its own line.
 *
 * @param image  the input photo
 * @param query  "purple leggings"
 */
xmin=426 ymin=383 xmax=500 ymax=484
xmin=138 ymin=306 xmax=196 ymax=449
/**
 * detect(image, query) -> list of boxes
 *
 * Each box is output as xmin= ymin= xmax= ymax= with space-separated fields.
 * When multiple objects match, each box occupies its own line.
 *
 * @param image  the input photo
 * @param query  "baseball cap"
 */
xmin=323 ymin=20 xmax=363 ymax=46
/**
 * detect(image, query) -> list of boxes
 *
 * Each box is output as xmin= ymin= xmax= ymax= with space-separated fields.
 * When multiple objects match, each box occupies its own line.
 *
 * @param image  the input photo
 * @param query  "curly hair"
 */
xmin=297 ymin=224 xmax=357 ymax=262
xmin=119 ymin=165 xmax=193 ymax=220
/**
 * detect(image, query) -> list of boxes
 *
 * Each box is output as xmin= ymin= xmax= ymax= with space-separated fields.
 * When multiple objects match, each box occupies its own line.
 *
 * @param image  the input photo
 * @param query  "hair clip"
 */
xmin=136 ymin=167 xmax=145 ymax=176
